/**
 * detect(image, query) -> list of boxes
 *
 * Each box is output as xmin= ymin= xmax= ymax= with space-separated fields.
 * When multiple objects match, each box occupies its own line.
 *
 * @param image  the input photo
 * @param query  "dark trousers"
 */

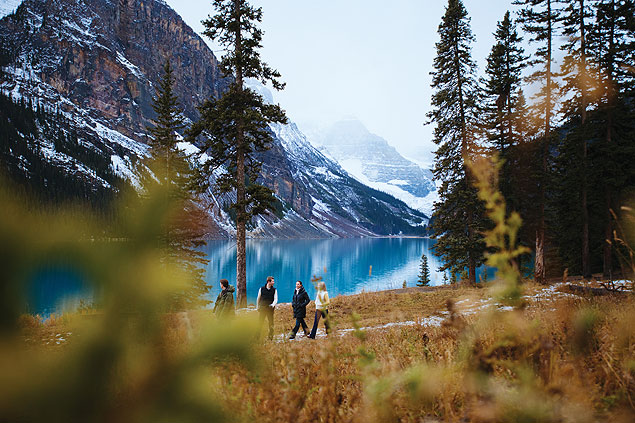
xmin=309 ymin=309 xmax=330 ymax=338
xmin=258 ymin=306 xmax=274 ymax=340
xmin=290 ymin=317 xmax=308 ymax=337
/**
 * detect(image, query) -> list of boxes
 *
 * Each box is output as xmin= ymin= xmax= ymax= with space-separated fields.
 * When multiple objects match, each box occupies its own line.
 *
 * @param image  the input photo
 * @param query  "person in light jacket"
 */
xmin=308 ymin=281 xmax=330 ymax=339
xmin=213 ymin=279 xmax=235 ymax=318
xmin=256 ymin=276 xmax=277 ymax=340
xmin=289 ymin=280 xmax=311 ymax=339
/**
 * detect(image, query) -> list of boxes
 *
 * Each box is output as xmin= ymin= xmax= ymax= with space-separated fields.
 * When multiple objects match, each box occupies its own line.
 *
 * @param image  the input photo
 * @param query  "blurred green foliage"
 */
xmin=0 ymin=178 xmax=258 ymax=423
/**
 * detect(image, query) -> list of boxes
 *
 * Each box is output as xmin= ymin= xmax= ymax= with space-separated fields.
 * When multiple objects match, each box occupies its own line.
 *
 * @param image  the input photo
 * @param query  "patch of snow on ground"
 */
xmin=41 ymin=143 xmax=111 ymax=188
xmin=111 ymin=155 xmax=141 ymax=189
xmin=310 ymin=196 xmax=330 ymax=213
xmin=63 ymin=19 xmax=95 ymax=40
xmin=276 ymin=281 xmax=630 ymax=343
xmin=116 ymin=51 xmax=144 ymax=80
xmin=93 ymin=121 xmax=148 ymax=156
xmin=176 ymin=141 xmax=199 ymax=156
xmin=388 ymin=179 xmax=409 ymax=186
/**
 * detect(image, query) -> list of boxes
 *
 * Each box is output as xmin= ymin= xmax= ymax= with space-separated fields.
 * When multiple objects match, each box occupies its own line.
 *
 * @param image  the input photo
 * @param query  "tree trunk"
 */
xmin=236 ymin=150 xmax=247 ymax=308
xmin=234 ymin=0 xmax=247 ymax=308
xmin=579 ymin=0 xmax=591 ymax=278
xmin=603 ymin=0 xmax=616 ymax=279
xmin=535 ymin=0 xmax=552 ymax=284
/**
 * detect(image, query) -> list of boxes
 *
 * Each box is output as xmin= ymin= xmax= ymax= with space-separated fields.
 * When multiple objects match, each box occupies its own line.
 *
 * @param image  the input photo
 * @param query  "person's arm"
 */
xmin=271 ymin=289 xmax=278 ymax=307
xmin=301 ymin=291 xmax=310 ymax=308
xmin=256 ymin=288 xmax=261 ymax=310
xmin=323 ymin=291 xmax=330 ymax=308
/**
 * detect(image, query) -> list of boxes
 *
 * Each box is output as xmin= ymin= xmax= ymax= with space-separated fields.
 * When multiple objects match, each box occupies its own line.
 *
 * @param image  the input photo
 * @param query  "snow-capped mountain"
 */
xmin=309 ymin=119 xmax=437 ymax=216
xmin=0 ymin=0 xmax=427 ymax=238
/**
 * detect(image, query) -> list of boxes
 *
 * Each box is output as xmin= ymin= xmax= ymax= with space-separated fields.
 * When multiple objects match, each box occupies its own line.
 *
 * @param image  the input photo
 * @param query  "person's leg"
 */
xmin=300 ymin=318 xmax=309 ymax=335
xmin=289 ymin=318 xmax=301 ymax=339
xmin=309 ymin=310 xmax=321 ymax=338
xmin=258 ymin=309 xmax=266 ymax=338
xmin=267 ymin=308 xmax=274 ymax=340
xmin=322 ymin=310 xmax=330 ymax=334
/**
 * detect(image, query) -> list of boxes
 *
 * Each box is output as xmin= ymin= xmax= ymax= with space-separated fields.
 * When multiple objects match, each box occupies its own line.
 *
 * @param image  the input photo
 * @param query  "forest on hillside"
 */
xmin=428 ymin=0 xmax=635 ymax=283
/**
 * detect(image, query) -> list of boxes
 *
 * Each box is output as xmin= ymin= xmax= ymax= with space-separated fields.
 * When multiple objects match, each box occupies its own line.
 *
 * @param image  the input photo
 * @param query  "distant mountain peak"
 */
xmin=309 ymin=119 xmax=436 ymax=215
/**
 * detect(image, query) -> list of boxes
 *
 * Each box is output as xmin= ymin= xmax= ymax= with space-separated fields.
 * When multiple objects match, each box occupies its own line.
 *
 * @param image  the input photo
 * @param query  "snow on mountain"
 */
xmin=309 ymin=118 xmax=436 ymax=216
xmin=267 ymin=116 xmax=429 ymax=234
xmin=0 ymin=0 xmax=428 ymax=238
xmin=0 ymin=0 xmax=23 ymax=19
xmin=339 ymin=158 xmax=437 ymax=216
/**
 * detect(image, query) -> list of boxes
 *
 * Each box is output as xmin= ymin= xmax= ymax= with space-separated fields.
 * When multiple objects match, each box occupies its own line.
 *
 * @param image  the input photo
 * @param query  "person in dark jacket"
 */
xmin=256 ymin=276 xmax=277 ymax=340
xmin=289 ymin=280 xmax=311 ymax=339
xmin=213 ymin=279 xmax=235 ymax=318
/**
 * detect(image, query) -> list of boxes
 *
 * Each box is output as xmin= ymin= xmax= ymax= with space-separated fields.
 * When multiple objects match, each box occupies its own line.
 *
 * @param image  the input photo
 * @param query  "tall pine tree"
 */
xmin=481 ymin=11 xmax=528 ymax=211
xmin=428 ymin=0 xmax=486 ymax=285
xmin=559 ymin=0 xmax=595 ymax=278
xmin=146 ymin=60 xmax=210 ymax=309
xmin=588 ymin=0 xmax=635 ymax=278
xmin=191 ymin=0 xmax=287 ymax=307
xmin=514 ymin=0 xmax=560 ymax=283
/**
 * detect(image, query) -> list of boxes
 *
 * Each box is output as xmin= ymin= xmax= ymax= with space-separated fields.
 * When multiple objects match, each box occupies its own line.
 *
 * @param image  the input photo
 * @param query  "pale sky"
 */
xmin=165 ymin=0 xmax=519 ymax=167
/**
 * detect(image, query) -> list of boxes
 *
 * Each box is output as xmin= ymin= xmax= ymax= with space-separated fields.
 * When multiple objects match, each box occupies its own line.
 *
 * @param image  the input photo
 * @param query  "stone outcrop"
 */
xmin=0 ymin=0 xmax=227 ymax=140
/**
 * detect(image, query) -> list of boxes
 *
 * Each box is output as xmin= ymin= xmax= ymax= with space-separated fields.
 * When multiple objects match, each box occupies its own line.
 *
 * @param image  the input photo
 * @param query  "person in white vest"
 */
xmin=308 ymin=281 xmax=330 ymax=339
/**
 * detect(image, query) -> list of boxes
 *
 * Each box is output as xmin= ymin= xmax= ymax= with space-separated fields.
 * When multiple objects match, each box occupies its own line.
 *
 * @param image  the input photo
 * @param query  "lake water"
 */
xmin=203 ymin=238 xmax=448 ymax=305
xmin=26 ymin=237 xmax=463 ymax=316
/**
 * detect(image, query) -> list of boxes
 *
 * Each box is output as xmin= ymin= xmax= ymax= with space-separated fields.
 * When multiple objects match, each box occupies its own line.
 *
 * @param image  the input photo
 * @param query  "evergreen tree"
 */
xmin=148 ymin=61 xmax=184 ymax=187
xmin=147 ymin=60 xmax=210 ymax=309
xmin=191 ymin=0 xmax=287 ymax=307
xmin=481 ymin=11 xmax=528 ymax=212
xmin=587 ymin=0 xmax=635 ymax=278
xmin=559 ymin=0 xmax=595 ymax=278
xmin=450 ymin=269 xmax=458 ymax=285
xmin=417 ymin=254 xmax=431 ymax=286
xmin=428 ymin=0 xmax=486 ymax=285
xmin=513 ymin=0 xmax=560 ymax=283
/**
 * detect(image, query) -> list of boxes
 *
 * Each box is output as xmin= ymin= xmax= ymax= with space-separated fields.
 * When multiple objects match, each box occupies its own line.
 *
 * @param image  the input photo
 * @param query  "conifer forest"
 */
xmin=0 ymin=0 xmax=634 ymax=422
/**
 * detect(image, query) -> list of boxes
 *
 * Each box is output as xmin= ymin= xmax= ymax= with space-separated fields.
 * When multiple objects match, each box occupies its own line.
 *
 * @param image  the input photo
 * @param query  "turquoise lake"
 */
xmin=26 ymin=237 xmax=481 ymax=316
xmin=203 ymin=238 xmax=448 ymax=305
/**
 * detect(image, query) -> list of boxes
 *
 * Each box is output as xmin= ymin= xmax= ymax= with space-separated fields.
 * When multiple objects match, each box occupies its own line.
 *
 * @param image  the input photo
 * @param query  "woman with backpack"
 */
xmin=289 ymin=280 xmax=311 ymax=339
xmin=213 ymin=279 xmax=235 ymax=318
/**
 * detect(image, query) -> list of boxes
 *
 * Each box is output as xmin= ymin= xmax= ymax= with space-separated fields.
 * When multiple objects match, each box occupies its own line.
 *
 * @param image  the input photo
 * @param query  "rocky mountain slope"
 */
xmin=309 ymin=119 xmax=437 ymax=215
xmin=0 ymin=0 xmax=427 ymax=237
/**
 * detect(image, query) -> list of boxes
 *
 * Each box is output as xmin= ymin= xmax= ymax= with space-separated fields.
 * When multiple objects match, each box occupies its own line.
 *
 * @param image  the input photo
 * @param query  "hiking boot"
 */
xmin=303 ymin=328 xmax=310 ymax=337
xmin=288 ymin=332 xmax=296 ymax=340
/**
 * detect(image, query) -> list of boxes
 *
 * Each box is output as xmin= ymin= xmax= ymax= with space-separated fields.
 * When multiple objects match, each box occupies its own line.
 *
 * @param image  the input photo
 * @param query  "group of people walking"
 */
xmin=212 ymin=276 xmax=331 ymax=340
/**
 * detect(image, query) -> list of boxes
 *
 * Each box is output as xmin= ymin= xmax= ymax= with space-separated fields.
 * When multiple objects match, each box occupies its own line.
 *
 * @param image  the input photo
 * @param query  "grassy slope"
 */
xmin=19 ymin=281 xmax=635 ymax=423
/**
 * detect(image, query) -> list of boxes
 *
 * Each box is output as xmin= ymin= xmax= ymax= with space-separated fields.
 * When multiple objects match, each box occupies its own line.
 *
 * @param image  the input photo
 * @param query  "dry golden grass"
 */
xmin=271 ymin=284 xmax=487 ymax=337
xmin=188 ymin=284 xmax=632 ymax=423
xmin=15 ymin=282 xmax=635 ymax=422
